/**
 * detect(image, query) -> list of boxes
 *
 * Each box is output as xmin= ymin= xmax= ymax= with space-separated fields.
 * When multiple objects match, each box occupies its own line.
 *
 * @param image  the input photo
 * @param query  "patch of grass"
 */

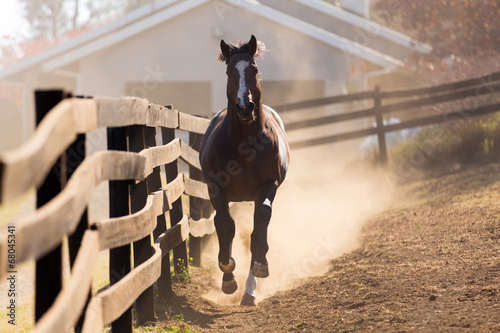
xmin=173 ymin=258 xmax=192 ymax=283
xmin=0 ymin=293 xmax=34 ymax=332
xmin=389 ymin=114 xmax=500 ymax=171
xmin=92 ymin=250 xmax=111 ymax=293
xmin=136 ymin=314 xmax=199 ymax=333
xmin=0 ymin=191 xmax=34 ymax=229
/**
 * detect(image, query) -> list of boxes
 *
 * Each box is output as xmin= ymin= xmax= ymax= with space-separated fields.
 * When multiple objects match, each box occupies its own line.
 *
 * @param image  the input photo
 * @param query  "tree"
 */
xmin=373 ymin=0 xmax=500 ymax=81
xmin=19 ymin=0 xmax=70 ymax=41
xmin=6 ymin=0 xmax=153 ymax=67
xmin=19 ymin=0 xmax=146 ymax=41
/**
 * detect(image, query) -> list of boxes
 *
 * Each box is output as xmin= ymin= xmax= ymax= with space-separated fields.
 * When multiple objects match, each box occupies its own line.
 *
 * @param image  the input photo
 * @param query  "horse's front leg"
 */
xmin=241 ymin=181 xmax=278 ymax=306
xmin=251 ymin=181 xmax=278 ymax=278
xmin=213 ymin=198 xmax=238 ymax=294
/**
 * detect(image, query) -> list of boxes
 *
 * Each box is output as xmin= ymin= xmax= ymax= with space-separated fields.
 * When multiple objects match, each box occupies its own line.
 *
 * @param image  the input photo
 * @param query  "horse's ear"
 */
xmin=248 ymin=35 xmax=258 ymax=56
xmin=219 ymin=39 xmax=232 ymax=63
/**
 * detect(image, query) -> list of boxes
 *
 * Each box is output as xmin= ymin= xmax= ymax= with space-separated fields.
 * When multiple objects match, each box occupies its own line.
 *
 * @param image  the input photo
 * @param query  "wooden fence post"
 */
xmin=144 ymin=127 xmax=173 ymax=298
xmin=67 ymin=130 xmax=90 ymax=333
xmin=161 ymin=126 xmax=189 ymax=277
xmin=374 ymin=86 xmax=388 ymax=165
xmin=34 ymin=90 xmax=66 ymax=322
xmin=107 ymin=127 xmax=133 ymax=333
xmin=189 ymin=131 xmax=210 ymax=267
xmin=128 ymin=125 xmax=157 ymax=324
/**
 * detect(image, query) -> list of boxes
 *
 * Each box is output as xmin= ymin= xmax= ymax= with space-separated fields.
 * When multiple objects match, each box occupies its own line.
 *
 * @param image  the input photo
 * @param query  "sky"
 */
xmin=0 ymin=0 xmax=26 ymax=37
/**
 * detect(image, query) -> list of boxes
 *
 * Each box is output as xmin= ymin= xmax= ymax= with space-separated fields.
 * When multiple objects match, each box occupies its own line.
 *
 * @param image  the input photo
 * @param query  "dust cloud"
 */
xmin=202 ymin=143 xmax=394 ymax=305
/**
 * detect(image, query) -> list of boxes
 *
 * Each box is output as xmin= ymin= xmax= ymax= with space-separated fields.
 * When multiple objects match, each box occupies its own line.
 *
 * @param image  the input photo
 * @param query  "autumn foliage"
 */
xmin=374 ymin=0 xmax=500 ymax=80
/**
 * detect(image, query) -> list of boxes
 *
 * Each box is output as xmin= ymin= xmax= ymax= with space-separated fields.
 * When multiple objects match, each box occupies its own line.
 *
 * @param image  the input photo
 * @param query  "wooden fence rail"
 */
xmin=0 ymin=90 xmax=214 ymax=333
xmin=274 ymin=70 xmax=500 ymax=163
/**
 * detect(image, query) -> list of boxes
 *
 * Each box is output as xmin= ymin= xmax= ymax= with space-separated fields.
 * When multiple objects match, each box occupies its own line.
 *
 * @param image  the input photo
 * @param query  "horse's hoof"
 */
xmin=240 ymin=293 xmax=256 ymax=306
xmin=252 ymin=262 xmax=269 ymax=278
xmin=219 ymin=257 xmax=236 ymax=273
xmin=222 ymin=278 xmax=238 ymax=294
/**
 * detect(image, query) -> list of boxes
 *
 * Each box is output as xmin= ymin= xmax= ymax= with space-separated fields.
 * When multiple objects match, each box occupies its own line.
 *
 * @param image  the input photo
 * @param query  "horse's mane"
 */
xmin=217 ymin=39 xmax=266 ymax=63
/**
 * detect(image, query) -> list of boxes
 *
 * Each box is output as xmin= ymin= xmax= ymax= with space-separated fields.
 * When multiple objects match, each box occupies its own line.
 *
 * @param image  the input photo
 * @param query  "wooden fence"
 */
xmin=275 ymin=71 xmax=500 ymax=164
xmin=0 ymin=90 xmax=214 ymax=333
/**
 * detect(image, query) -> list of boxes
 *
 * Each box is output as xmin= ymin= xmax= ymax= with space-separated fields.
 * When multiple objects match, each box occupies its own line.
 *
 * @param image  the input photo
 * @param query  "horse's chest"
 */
xmin=221 ymin=148 xmax=277 ymax=199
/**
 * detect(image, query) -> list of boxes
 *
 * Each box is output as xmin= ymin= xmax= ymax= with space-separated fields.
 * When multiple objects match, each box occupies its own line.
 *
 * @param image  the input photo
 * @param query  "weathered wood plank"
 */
xmin=163 ymin=173 xmax=185 ymax=210
xmin=93 ymin=171 xmax=186 ymax=251
xmin=272 ymin=90 xmax=376 ymax=112
xmin=0 ymin=151 xmax=146 ymax=272
xmin=0 ymin=98 xmax=97 ymax=204
xmin=180 ymin=140 xmax=201 ymax=170
xmin=285 ymin=107 xmax=374 ymax=131
xmin=95 ymin=191 xmax=162 ymax=250
xmin=33 ymin=230 xmax=99 ymax=333
xmin=81 ymin=298 xmax=103 ymax=333
xmin=184 ymin=176 xmax=210 ymax=200
xmin=82 ymin=244 xmax=162 ymax=332
xmin=189 ymin=211 xmax=215 ymax=238
xmin=100 ymin=244 xmax=162 ymax=325
xmin=379 ymin=70 xmax=500 ymax=99
xmin=380 ymin=82 xmax=500 ymax=116
xmin=96 ymin=97 xmax=149 ymax=128
xmin=147 ymin=104 xmax=179 ymax=128
xmin=140 ymin=138 xmax=181 ymax=176
xmin=93 ymin=172 xmax=186 ymax=251
xmin=155 ymin=215 xmax=190 ymax=255
xmin=178 ymin=112 xmax=210 ymax=135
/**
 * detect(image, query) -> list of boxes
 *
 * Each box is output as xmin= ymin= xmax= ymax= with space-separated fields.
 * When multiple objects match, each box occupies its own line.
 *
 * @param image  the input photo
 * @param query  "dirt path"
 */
xmin=144 ymin=162 xmax=500 ymax=332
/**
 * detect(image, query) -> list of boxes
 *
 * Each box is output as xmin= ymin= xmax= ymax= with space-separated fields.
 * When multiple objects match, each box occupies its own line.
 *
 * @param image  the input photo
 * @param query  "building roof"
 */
xmin=0 ymin=0 xmax=431 ymax=79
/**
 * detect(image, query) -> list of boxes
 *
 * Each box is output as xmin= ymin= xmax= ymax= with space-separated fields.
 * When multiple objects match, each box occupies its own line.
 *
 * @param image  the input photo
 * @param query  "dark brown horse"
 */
xmin=200 ymin=35 xmax=290 ymax=306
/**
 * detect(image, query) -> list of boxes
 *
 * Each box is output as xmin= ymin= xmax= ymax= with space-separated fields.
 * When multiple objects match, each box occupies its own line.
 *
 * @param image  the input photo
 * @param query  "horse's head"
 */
xmin=218 ymin=35 xmax=265 ymax=125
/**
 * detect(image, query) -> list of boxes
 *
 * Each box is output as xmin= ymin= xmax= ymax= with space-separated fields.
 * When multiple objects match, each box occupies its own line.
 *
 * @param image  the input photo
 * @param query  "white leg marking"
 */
xmin=236 ymin=60 xmax=249 ymax=106
xmin=244 ymin=269 xmax=257 ymax=297
xmin=263 ymin=198 xmax=271 ymax=208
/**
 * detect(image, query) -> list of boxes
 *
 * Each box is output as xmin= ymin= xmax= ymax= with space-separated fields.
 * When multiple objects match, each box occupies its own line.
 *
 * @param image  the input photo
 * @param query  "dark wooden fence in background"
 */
xmin=0 ymin=90 xmax=214 ymax=333
xmin=275 ymin=71 xmax=500 ymax=164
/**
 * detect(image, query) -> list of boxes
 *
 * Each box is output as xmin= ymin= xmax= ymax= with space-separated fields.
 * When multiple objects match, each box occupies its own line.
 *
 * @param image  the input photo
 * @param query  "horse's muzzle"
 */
xmin=236 ymin=101 xmax=256 ymax=124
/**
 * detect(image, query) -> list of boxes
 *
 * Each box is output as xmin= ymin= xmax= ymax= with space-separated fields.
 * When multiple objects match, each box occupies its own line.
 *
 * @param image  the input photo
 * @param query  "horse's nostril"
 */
xmin=248 ymin=102 xmax=255 ymax=113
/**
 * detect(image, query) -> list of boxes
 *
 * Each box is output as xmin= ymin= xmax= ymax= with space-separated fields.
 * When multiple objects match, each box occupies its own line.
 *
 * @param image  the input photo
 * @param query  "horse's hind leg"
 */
xmin=251 ymin=182 xmax=278 ymax=278
xmin=214 ymin=200 xmax=238 ymax=294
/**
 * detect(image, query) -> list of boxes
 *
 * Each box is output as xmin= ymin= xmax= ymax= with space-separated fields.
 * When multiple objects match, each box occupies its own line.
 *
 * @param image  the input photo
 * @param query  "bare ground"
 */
xmin=143 ymin=162 xmax=500 ymax=332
